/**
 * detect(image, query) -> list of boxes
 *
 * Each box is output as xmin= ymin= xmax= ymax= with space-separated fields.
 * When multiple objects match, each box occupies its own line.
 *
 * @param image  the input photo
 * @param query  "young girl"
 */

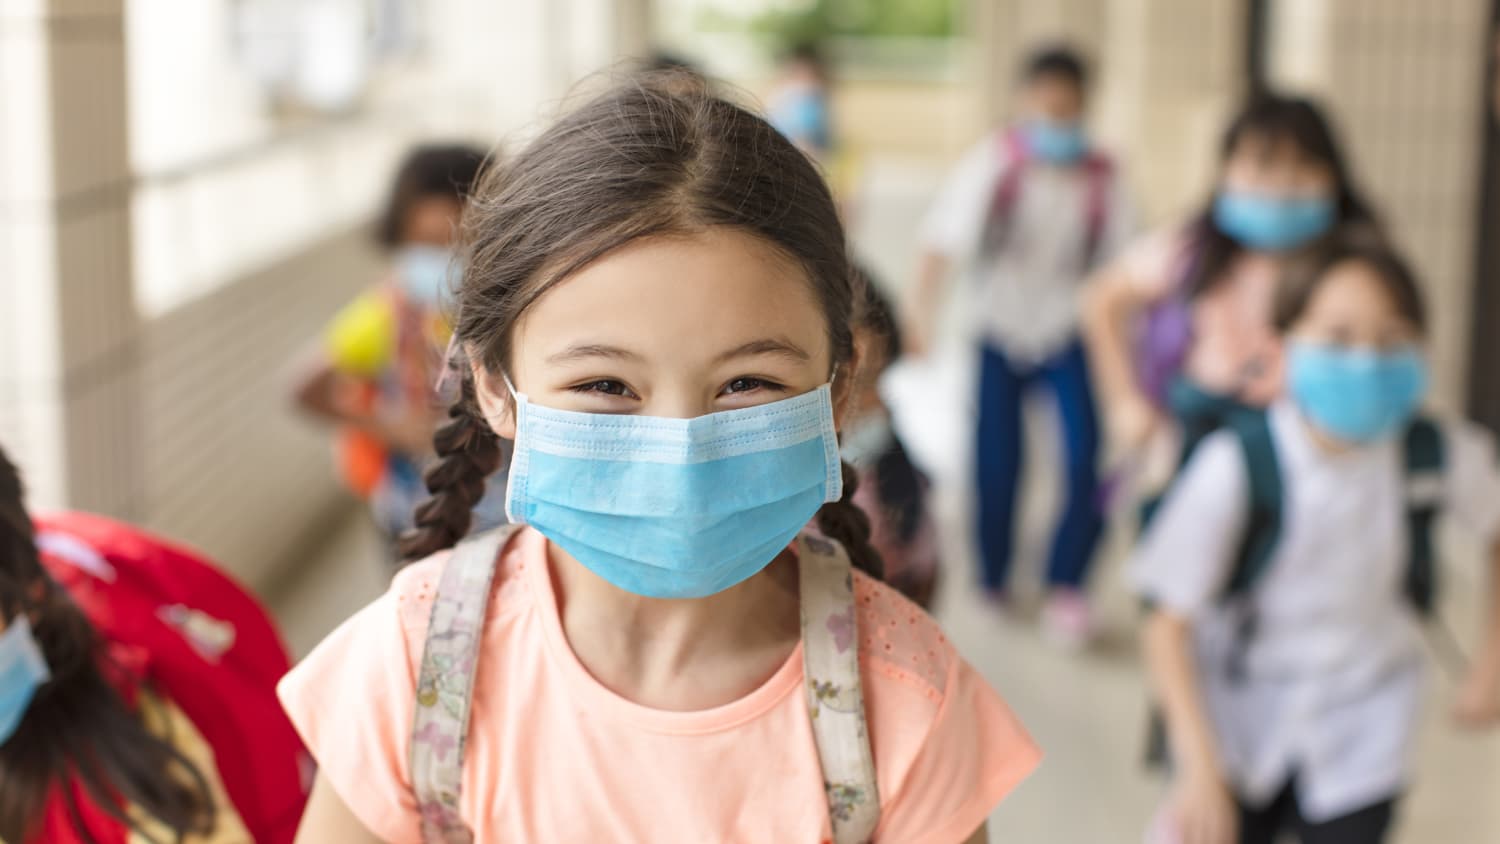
xmin=280 ymin=78 xmax=1039 ymax=843
xmin=1083 ymin=95 xmax=1378 ymax=477
xmin=1133 ymin=237 xmax=1500 ymax=844
xmin=294 ymin=144 xmax=508 ymax=556
xmin=0 ymin=445 xmax=306 ymax=843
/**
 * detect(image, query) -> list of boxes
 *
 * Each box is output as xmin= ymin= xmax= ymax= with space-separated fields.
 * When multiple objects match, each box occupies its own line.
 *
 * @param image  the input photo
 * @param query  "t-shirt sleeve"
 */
xmin=277 ymin=588 xmax=424 ymax=844
xmin=1129 ymin=431 xmax=1249 ymax=615
xmin=919 ymin=136 xmax=1005 ymax=259
xmin=874 ymin=657 xmax=1041 ymax=844
xmin=324 ymin=290 xmax=396 ymax=379
xmin=1442 ymin=419 xmax=1500 ymax=544
xmin=1105 ymin=225 xmax=1192 ymax=300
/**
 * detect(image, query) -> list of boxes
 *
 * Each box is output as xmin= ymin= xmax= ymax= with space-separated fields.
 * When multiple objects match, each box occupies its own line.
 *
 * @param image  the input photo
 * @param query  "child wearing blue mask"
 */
xmin=293 ymin=143 xmax=509 ymax=556
xmin=1084 ymin=95 xmax=1380 ymax=499
xmin=1133 ymin=236 xmax=1500 ymax=844
xmin=280 ymin=76 xmax=1039 ymax=844
xmin=906 ymin=43 xmax=1137 ymax=643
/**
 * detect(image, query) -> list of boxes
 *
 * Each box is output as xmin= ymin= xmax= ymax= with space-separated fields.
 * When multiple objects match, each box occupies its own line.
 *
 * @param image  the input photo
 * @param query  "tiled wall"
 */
xmin=0 ymin=0 xmax=140 ymax=517
xmin=1268 ymin=0 xmax=1491 ymax=413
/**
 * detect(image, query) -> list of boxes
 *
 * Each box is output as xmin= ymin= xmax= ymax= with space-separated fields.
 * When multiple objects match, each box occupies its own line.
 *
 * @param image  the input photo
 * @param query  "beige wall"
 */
xmin=1267 ymin=0 xmax=1490 ymax=413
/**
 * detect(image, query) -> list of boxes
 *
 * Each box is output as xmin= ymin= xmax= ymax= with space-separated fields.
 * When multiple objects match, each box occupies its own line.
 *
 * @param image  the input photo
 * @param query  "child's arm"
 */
xmin=291 ymin=353 xmax=436 ymax=455
xmin=1079 ymin=256 xmax=1165 ymax=452
xmin=1455 ymin=538 xmax=1500 ymax=728
xmin=294 ymin=773 xmax=388 ymax=844
xmin=960 ymin=821 xmax=989 ymax=844
xmin=1143 ymin=610 xmax=1237 ymax=844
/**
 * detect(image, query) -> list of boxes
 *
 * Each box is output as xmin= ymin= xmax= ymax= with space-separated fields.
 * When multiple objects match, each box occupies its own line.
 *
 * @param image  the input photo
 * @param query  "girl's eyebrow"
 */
xmin=546 ymin=344 xmax=643 ymax=365
xmin=714 ymin=337 xmax=811 ymax=364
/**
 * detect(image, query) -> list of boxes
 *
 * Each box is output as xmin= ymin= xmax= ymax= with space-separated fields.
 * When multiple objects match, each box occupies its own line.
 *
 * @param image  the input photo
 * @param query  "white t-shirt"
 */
xmin=920 ymin=131 xmax=1137 ymax=363
xmin=1130 ymin=401 xmax=1500 ymax=820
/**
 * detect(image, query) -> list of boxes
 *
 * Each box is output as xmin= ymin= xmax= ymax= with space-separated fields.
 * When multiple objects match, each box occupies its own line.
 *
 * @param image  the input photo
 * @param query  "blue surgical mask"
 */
xmin=1287 ymin=341 xmax=1428 ymax=444
xmin=0 ymin=615 xmax=50 ymax=747
xmin=1021 ymin=120 xmax=1088 ymax=164
xmin=505 ymin=383 xmax=843 ymax=599
xmin=395 ymin=246 xmax=461 ymax=307
xmin=1213 ymin=191 xmax=1336 ymax=251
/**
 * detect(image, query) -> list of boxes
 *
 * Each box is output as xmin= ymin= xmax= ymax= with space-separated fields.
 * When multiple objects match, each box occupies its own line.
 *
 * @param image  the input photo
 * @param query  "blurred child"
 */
xmin=767 ymin=41 xmax=833 ymax=159
xmin=282 ymin=77 xmax=1037 ymax=843
xmin=293 ymin=144 xmax=508 ymax=555
xmin=1084 ymin=95 xmax=1379 ymax=487
xmin=906 ymin=44 xmax=1136 ymax=643
xmin=0 ymin=445 xmax=307 ymax=843
xmin=845 ymin=273 xmax=941 ymax=608
xmin=1134 ymin=237 xmax=1500 ymax=844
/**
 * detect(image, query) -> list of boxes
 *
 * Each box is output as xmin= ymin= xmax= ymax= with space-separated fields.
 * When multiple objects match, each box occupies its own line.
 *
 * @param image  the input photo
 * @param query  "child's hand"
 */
xmin=1453 ymin=667 xmax=1500 ymax=729
xmin=1109 ymin=393 xmax=1165 ymax=453
xmin=1169 ymin=771 xmax=1238 ymax=844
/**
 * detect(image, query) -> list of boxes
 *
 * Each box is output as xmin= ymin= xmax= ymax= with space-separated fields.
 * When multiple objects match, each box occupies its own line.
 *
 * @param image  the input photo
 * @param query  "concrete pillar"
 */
xmin=1266 ymin=0 xmax=1490 ymax=412
xmin=1095 ymin=0 xmax=1246 ymax=223
xmin=0 ymin=0 xmax=141 ymax=516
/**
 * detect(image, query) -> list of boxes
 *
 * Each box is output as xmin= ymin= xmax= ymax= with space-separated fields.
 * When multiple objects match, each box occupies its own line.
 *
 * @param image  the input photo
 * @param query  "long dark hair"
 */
xmin=0 ymin=449 xmax=216 ymax=844
xmin=1185 ymin=94 xmax=1379 ymax=299
xmin=398 ymin=75 xmax=883 ymax=578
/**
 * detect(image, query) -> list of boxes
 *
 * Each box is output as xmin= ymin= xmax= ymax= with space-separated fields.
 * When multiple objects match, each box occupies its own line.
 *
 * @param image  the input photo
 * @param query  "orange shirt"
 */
xmin=279 ymin=527 xmax=1039 ymax=842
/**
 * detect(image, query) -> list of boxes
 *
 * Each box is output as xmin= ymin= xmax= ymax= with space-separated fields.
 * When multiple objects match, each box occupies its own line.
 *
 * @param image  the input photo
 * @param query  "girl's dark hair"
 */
xmin=399 ymin=75 xmax=884 ymax=579
xmin=1022 ymin=44 xmax=1089 ymax=89
xmin=374 ymin=143 xmax=489 ymax=250
xmin=1186 ymin=93 xmax=1379 ymax=299
xmin=1274 ymin=230 xmax=1427 ymax=335
xmin=0 ymin=448 xmax=216 ymax=844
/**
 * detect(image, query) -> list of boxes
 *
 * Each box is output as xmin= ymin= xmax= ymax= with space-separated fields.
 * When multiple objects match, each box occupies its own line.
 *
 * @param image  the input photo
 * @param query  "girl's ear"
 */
xmin=471 ymin=362 xmax=517 ymax=439
xmin=830 ymin=342 xmax=863 ymax=434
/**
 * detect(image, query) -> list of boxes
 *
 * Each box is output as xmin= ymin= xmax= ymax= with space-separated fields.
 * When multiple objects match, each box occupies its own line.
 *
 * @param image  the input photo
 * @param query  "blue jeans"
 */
xmin=975 ymin=340 xmax=1102 ymax=591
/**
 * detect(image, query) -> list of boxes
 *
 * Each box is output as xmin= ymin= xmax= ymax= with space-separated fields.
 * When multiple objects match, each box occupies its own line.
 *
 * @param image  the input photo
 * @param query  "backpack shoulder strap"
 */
xmin=981 ymin=129 xmax=1029 ymax=257
xmin=410 ymin=524 xmax=521 ymax=844
xmin=1403 ymin=416 xmax=1446 ymax=614
xmin=797 ymin=532 xmax=880 ymax=844
xmin=1222 ymin=410 xmax=1284 ymax=601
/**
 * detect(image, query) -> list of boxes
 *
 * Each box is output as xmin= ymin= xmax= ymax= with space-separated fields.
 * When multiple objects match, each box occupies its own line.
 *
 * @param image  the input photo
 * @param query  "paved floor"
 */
xmin=271 ymin=157 xmax=1500 ymax=841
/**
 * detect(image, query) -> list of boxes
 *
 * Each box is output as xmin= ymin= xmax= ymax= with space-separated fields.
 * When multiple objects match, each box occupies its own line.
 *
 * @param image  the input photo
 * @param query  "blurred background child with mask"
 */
xmin=844 ymin=270 xmax=941 ymax=608
xmin=292 ymin=144 xmax=508 ymax=560
xmin=904 ymin=44 xmax=1137 ymax=645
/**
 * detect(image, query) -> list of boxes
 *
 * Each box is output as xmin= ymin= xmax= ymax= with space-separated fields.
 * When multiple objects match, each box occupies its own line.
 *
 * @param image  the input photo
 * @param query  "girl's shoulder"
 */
xmin=390 ymin=526 xmax=539 ymax=644
xmin=851 ymin=570 xmax=957 ymax=702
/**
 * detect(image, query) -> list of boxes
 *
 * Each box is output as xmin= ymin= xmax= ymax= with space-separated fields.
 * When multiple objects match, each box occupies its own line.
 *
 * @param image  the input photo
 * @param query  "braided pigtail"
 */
xmin=815 ymin=460 xmax=885 ymax=580
xmin=398 ymin=374 xmax=504 ymax=561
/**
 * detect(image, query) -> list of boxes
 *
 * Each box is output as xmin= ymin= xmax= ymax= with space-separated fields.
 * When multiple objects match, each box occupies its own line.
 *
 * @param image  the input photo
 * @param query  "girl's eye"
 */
xmin=724 ymin=377 xmax=785 ymax=395
xmin=570 ymin=379 xmax=634 ymax=398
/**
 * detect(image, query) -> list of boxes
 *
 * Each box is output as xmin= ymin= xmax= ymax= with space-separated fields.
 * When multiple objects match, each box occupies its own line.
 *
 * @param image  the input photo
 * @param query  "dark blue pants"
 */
xmin=975 ymin=340 xmax=1102 ymax=591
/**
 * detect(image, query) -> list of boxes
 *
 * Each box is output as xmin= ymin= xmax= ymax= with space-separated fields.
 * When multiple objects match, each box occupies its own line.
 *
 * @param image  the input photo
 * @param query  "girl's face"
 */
xmin=400 ymin=196 xmax=463 ymax=249
xmin=1221 ymin=132 xmax=1337 ymax=200
xmin=1287 ymin=259 xmax=1422 ymax=351
xmin=478 ymin=227 xmax=852 ymax=430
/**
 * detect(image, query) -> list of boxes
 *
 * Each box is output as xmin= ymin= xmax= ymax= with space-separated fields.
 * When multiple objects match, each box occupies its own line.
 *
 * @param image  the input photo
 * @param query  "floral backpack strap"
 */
xmin=409 ymin=525 xmax=520 ymax=844
xmin=797 ymin=533 xmax=880 ymax=844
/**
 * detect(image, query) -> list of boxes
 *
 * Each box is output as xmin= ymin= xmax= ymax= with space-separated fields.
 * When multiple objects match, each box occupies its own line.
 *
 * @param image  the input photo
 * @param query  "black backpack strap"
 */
xmin=1221 ymin=410 xmax=1284 ymax=683
xmin=1403 ymin=416 xmax=1445 ymax=615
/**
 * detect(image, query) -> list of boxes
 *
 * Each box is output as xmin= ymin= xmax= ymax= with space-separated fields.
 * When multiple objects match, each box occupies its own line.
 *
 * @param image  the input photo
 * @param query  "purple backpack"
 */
xmin=1133 ymin=234 xmax=1203 ymax=406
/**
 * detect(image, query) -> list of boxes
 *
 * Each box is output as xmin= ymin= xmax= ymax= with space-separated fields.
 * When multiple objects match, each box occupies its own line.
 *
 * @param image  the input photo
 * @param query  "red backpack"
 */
xmin=982 ymin=126 xmax=1115 ymax=268
xmin=32 ymin=511 xmax=310 ymax=844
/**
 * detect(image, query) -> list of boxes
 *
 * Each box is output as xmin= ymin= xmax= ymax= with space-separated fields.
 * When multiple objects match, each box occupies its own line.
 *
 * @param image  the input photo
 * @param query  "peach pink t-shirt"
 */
xmin=278 ymin=527 xmax=1039 ymax=843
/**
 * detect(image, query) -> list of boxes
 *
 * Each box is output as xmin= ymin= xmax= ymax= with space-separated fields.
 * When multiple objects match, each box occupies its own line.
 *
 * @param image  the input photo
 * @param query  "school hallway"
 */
xmin=268 ymin=157 xmax=1500 ymax=842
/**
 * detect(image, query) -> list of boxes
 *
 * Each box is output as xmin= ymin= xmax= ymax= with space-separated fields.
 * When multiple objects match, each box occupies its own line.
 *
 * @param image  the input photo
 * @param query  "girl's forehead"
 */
xmin=513 ymin=229 xmax=832 ymax=362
